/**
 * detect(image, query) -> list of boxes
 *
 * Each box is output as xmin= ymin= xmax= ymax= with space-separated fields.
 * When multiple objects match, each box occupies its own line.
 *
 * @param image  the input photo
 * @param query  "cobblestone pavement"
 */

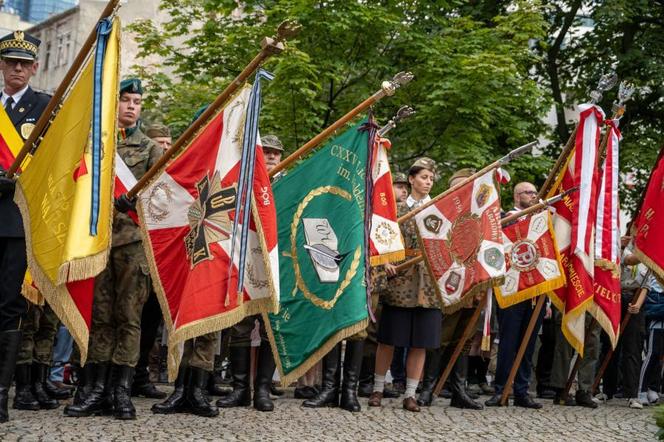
xmin=0 ymin=389 xmax=658 ymax=441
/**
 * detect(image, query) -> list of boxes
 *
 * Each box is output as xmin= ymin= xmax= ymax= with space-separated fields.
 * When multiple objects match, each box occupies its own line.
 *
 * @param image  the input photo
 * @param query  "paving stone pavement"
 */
xmin=0 ymin=389 xmax=658 ymax=441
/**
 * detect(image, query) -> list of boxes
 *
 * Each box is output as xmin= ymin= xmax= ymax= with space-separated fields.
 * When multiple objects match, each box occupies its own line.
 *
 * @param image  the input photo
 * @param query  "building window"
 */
xmin=64 ymin=33 xmax=71 ymax=66
xmin=44 ymin=42 xmax=51 ymax=71
xmin=56 ymin=35 xmax=63 ymax=67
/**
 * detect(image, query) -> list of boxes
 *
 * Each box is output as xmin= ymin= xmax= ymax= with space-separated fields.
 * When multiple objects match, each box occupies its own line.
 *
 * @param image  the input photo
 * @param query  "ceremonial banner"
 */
xmin=14 ymin=18 xmax=120 ymax=362
xmin=414 ymin=171 xmax=505 ymax=309
xmin=138 ymin=85 xmax=279 ymax=379
xmin=369 ymin=135 xmax=404 ymax=265
xmin=589 ymin=120 xmax=621 ymax=348
xmin=265 ymin=119 xmax=372 ymax=385
xmin=548 ymin=103 xmax=604 ymax=355
xmin=494 ymin=210 xmax=565 ymax=308
xmin=632 ymin=144 xmax=664 ymax=281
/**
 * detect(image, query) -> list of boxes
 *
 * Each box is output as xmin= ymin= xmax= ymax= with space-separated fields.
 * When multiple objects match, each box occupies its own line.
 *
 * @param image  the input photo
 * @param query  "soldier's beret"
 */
xmin=120 ymin=78 xmax=143 ymax=95
xmin=392 ymin=172 xmax=408 ymax=184
xmin=261 ymin=135 xmax=284 ymax=152
xmin=146 ymin=123 xmax=171 ymax=139
xmin=0 ymin=30 xmax=40 ymax=61
xmin=448 ymin=168 xmax=476 ymax=187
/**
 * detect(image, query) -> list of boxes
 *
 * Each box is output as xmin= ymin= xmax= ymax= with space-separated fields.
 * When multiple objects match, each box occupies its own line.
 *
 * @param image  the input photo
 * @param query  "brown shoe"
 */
xmin=368 ymin=391 xmax=383 ymax=407
xmin=403 ymin=396 xmax=421 ymax=412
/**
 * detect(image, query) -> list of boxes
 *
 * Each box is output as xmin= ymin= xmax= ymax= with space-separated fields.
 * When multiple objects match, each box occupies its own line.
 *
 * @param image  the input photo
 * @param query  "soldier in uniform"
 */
xmin=417 ymin=168 xmax=484 ymax=410
xmin=64 ymin=79 xmax=161 ymax=420
xmin=216 ymin=134 xmax=284 ymax=412
xmin=368 ymin=157 xmax=443 ymax=413
xmin=0 ymin=30 xmax=51 ymax=423
xmin=146 ymin=123 xmax=172 ymax=151
xmin=392 ymin=172 xmax=409 ymax=203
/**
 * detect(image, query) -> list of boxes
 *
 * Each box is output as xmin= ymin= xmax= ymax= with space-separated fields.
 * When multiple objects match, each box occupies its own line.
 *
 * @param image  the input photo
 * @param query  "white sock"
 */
xmin=405 ymin=378 xmax=419 ymax=398
xmin=373 ymin=374 xmax=385 ymax=393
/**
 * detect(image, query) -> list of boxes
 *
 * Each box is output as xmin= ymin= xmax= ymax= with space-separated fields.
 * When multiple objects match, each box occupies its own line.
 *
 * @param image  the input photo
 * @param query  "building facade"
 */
xmin=3 ymin=0 xmax=77 ymax=23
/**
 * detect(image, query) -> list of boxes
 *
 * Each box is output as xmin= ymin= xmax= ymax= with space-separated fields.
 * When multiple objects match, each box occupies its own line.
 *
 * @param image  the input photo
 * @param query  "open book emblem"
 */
xmin=302 ymin=218 xmax=348 ymax=283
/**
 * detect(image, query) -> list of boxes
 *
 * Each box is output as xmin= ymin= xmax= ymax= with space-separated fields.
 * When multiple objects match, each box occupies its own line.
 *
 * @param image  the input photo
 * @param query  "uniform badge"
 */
xmin=423 ymin=214 xmax=443 ymax=234
xmin=21 ymin=123 xmax=35 ymax=139
xmin=18 ymin=107 xmax=24 ymax=113
xmin=475 ymin=183 xmax=493 ymax=208
xmin=483 ymin=246 xmax=505 ymax=270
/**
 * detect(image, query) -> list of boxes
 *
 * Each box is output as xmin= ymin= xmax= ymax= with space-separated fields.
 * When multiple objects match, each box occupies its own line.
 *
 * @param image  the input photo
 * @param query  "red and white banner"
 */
xmin=414 ymin=171 xmax=505 ymax=309
xmin=138 ymin=87 xmax=279 ymax=379
xmin=494 ymin=210 xmax=566 ymax=308
xmin=631 ymin=145 xmax=664 ymax=281
xmin=588 ymin=120 xmax=621 ymax=348
xmin=548 ymin=103 xmax=604 ymax=355
xmin=114 ymin=152 xmax=139 ymax=224
xmin=369 ymin=136 xmax=404 ymax=265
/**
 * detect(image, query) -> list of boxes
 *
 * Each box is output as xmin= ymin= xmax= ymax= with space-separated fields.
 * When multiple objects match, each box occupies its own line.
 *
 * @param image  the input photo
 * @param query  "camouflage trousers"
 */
xmin=17 ymin=302 xmax=60 ymax=365
xmin=182 ymin=332 xmax=219 ymax=372
xmin=229 ymin=315 xmax=267 ymax=348
xmin=87 ymin=242 xmax=151 ymax=367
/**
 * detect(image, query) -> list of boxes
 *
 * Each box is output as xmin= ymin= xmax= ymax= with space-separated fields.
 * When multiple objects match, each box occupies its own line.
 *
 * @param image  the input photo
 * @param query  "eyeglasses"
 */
xmin=518 ymin=190 xmax=537 ymax=196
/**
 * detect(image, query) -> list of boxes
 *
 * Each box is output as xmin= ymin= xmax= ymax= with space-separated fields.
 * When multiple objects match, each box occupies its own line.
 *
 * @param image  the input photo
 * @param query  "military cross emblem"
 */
xmin=184 ymin=171 xmax=237 ymax=268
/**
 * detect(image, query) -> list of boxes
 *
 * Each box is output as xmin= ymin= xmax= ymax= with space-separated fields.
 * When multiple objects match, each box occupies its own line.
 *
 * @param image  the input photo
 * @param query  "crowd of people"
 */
xmin=0 ymin=29 xmax=663 ymax=427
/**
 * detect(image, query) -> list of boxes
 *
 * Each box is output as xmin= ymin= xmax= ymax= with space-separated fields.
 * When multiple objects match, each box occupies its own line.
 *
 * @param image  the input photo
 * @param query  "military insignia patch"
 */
xmin=423 ymin=214 xmax=443 ymax=234
xmin=483 ymin=246 xmax=505 ymax=270
xmin=510 ymin=239 xmax=539 ymax=272
xmin=475 ymin=183 xmax=492 ymax=208
xmin=20 ymin=123 xmax=34 ymax=139
xmin=184 ymin=171 xmax=237 ymax=268
xmin=445 ymin=271 xmax=461 ymax=294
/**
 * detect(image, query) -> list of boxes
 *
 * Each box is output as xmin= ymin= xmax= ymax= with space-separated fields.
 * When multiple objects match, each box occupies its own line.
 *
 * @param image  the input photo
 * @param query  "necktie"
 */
xmin=4 ymin=96 xmax=13 ymax=111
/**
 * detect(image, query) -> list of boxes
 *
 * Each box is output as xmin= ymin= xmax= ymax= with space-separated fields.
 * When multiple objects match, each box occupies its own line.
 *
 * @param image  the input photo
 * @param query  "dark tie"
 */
xmin=4 ymin=96 xmax=13 ymax=112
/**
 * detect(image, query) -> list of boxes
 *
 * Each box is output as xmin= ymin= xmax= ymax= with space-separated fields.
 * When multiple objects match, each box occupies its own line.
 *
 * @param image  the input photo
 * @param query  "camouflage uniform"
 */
xmin=383 ymin=202 xmax=440 ymax=310
xmin=182 ymin=332 xmax=219 ymax=372
xmin=86 ymin=128 xmax=161 ymax=367
xmin=17 ymin=304 xmax=60 ymax=365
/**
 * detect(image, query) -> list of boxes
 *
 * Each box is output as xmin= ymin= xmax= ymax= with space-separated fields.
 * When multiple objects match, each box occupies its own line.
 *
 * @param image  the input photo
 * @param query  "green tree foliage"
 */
xmin=129 ymin=0 xmax=552 ymax=194
xmin=540 ymin=0 xmax=664 ymax=214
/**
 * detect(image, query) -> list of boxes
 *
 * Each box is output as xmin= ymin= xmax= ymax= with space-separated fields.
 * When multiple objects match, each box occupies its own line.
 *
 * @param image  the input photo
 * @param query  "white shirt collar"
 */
xmin=406 ymin=194 xmax=431 ymax=208
xmin=2 ymin=85 xmax=30 ymax=107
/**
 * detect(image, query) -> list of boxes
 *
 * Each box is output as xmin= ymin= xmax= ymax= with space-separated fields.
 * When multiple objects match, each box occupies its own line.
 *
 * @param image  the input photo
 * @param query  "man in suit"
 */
xmin=0 ymin=30 xmax=51 ymax=423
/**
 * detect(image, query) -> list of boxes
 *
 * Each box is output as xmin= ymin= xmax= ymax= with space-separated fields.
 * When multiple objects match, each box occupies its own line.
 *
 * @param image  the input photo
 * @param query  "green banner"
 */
xmin=265 ymin=120 xmax=371 ymax=384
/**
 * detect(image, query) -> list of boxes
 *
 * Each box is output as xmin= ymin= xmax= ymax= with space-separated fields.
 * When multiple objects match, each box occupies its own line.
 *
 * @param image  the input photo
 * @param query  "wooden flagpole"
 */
xmin=499 ymin=74 xmax=625 ymax=406
xmin=126 ymin=21 xmax=300 ymax=198
xmin=397 ymin=141 xmax=537 ymax=224
xmin=268 ymin=72 xmax=414 ymax=178
xmin=6 ymin=0 xmax=122 ymax=177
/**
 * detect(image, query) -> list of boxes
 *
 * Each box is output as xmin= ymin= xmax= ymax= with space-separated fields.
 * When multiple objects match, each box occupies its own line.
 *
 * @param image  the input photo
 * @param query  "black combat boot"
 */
xmin=340 ymin=340 xmax=363 ymax=412
xmin=358 ymin=353 xmax=375 ymax=398
xmin=253 ymin=341 xmax=276 ymax=412
xmin=113 ymin=365 xmax=136 ymax=420
xmin=31 ymin=363 xmax=59 ymax=409
xmin=12 ymin=363 xmax=39 ymax=410
xmin=206 ymin=374 xmax=230 ymax=396
xmin=417 ymin=348 xmax=442 ymax=407
xmin=152 ymin=366 xmax=188 ymax=414
xmin=216 ymin=346 xmax=251 ymax=408
xmin=64 ymin=363 xmax=109 ymax=417
xmin=186 ymin=367 xmax=219 ymax=417
xmin=0 ymin=330 xmax=22 ymax=423
xmin=71 ymin=363 xmax=96 ymax=406
xmin=132 ymin=363 xmax=166 ymax=399
xmin=449 ymin=355 xmax=483 ymax=410
xmin=303 ymin=344 xmax=340 ymax=408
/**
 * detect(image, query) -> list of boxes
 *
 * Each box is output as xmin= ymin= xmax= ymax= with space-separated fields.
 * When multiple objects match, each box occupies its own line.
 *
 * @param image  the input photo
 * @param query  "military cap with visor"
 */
xmin=448 ymin=167 xmax=476 ymax=187
xmin=392 ymin=172 xmax=408 ymax=184
xmin=0 ymin=30 xmax=40 ymax=61
xmin=146 ymin=123 xmax=171 ymax=139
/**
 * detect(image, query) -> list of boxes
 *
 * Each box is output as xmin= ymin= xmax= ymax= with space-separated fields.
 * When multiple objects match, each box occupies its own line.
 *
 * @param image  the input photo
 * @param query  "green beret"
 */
xmin=146 ymin=124 xmax=171 ymax=139
xmin=448 ymin=168 xmax=476 ymax=187
xmin=262 ymin=135 xmax=284 ymax=152
xmin=120 ymin=78 xmax=143 ymax=95
xmin=392 ymin=172 xmax=408 ymax=184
